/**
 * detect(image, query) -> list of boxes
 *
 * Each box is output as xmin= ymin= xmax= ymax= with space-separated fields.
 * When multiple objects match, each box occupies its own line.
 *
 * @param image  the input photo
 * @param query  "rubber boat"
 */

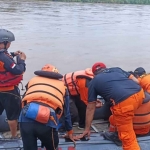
xmin=0 ymin=120 xmax=150 ymax=150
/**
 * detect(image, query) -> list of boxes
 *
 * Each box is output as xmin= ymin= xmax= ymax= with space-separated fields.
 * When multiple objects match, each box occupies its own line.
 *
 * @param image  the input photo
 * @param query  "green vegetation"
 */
xmin=55 ymin=0 xmax=150 ymax=4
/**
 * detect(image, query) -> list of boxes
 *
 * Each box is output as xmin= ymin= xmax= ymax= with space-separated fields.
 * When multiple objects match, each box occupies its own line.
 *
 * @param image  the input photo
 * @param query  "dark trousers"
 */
xmin=20 ymin=122 xmax=59 ymax=150
xmin=70 ymin=95 xmax=87 ymax=128
xmin=69 ymin=98 xmax=78 ymax=125
xmin=62 ymin=96 xmax=111 ymax=130
xmin=70 ymin=96 xmax=112 ymax=125
xmin=0 ymin=86 xmax=21 ymax=120
xmin=94 ymin=101 xmax=112 ymax=120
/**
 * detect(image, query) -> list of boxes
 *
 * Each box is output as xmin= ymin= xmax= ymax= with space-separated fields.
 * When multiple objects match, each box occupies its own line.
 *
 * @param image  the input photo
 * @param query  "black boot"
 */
xmin=101 ymin=131 xmax=122 ymax=146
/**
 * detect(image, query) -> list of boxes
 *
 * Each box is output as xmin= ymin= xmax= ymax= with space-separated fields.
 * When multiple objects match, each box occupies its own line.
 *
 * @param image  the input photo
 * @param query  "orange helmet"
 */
xmin=41 ymin=64 xmax=59 ymax=73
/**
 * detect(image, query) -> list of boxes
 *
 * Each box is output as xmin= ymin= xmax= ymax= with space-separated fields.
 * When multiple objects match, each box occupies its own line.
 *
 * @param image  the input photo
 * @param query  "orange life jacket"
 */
xmin=133 ymin=101 xmax=150 ymax=129
xmin=22 ymin=76 xmax=66 ymax=114
xmin=63 ymin=68 xmax=94 ymax=96
xmin=138 ymin=74 xmax=150 ymax=93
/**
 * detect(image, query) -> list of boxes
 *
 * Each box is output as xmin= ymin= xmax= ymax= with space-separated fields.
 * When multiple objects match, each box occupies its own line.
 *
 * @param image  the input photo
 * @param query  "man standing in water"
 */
xmin=0 ymin=29 xmax=26 ymax=138
xmin=80 ymin=62 xmax=145 ymax=150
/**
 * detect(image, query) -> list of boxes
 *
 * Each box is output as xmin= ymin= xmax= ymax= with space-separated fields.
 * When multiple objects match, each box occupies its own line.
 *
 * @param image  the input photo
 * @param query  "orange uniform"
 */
xmin=88 ymin=66 xmax=145 ymax=150
xmin=110 ymin=89 xmax=144 ymax=150
xmin=109 ymin=100 xmax=150 ymax=135
xmin=138 ymin=74 xmax=150 ymax=93
xmin=109 ymin=71 xmax=150 ymax=137
xmin=76 ymin=78 xmax=90 ymax=105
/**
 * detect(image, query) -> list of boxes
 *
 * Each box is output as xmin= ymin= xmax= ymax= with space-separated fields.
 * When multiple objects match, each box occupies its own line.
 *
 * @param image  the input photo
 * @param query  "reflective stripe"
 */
xmin=22 ymin=76 xmax=66 ymax=111
xmin=71 ymin=72 xmax=79 ymax=95
xmin=63 ymin=68 xmax=93 ymax=96
xmin=28 ymin=83 xmax=63 ymax=97
xmin=135 ymin=112 xmax=150 ymax=116
xmin=26 ymin=90 xmax=64 ymax=106
xmin=133 ymin=120 xmax=150 ymax=125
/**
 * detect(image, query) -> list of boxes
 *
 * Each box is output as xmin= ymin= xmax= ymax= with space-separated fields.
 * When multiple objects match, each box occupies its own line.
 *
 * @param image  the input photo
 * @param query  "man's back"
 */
xmin=88 ymin=67 xmax=141 ymax=104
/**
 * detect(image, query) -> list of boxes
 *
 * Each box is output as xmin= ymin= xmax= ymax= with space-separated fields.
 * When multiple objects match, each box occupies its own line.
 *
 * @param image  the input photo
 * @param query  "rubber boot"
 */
xmin=101 ymin=131 xmax=122 ymax=146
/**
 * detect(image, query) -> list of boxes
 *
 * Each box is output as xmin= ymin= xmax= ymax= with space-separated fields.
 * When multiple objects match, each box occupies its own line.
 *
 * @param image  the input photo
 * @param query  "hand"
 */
xmin=76 ymin=130 xmax=91 ymax=140
xmin=62 ymin=133 xmax=76 ymax=147
xmin=19 ymin=52 xmax=26 ymax=60
xmin=68 ymin=134 xmax=76 ymax=147
xmin=62 ymin=133 xmax=77 ymax=141
xmin=96 ymin=99 xmax=103 ymax=108
xmin=14 ymin=50 xmax=22 ymax=56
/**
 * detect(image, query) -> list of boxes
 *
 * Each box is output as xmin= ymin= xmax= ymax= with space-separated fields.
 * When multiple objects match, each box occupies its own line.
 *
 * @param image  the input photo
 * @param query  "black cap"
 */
xmin=134 ymin=67 xmax=146 ymax=76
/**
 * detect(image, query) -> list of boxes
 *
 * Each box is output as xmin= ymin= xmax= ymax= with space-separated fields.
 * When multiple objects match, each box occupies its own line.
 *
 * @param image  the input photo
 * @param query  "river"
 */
xmin=0 ymin=0 xmax=150 ymax=85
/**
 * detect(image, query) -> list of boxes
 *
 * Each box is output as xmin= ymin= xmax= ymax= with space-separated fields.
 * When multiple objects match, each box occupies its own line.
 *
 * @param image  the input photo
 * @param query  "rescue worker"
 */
xmin=62 ymin=69 xmax=112 ymax=130
xmin=63 ymin=68 xmax=94 ymax=129
xmin=134 ymin=67 xmax=150 ymax=92
xmin=109 ymin=97 xmax=150 ymax=136
xmin=0 ymin=29 xmax=26 ymax=138
xmin=80 ymin=62 xmax=145 ymax=150
xmin=19 ymin=64 xmax=75 ymax=150
xmin=108 ymin=67 xmax=150 ymax=137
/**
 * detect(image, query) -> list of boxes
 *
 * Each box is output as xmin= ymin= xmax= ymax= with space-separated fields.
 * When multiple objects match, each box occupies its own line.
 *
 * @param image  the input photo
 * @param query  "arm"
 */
xmin=78 ymin=102 xmax=96 ymax=140
xmin=3 ymin=53 xmax=26 ymax=75
xmin=64 ymin=89 xmax=73 ymax=133
xmin=63 ymin=89 xmax=76 ymax=145
xmin=10 ymin=50 xmax=22 ymax=58
xmin=79 ymin=79 xmax=97 ymax=139
xmin=129 ymin=74 xmax=139 ymax=84
xmin=85 ymin=102 xmax=96 ymax=130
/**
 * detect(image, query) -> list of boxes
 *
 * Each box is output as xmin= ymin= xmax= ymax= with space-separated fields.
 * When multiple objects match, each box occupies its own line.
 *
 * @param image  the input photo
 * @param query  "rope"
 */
xmin=52 ymin=128 xmax=57 ymax=150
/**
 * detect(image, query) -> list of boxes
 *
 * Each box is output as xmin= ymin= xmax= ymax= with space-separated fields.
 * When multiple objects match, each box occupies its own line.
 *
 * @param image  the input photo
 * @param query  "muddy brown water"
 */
xmin=0 ymin=0 xmax=150 ymax=89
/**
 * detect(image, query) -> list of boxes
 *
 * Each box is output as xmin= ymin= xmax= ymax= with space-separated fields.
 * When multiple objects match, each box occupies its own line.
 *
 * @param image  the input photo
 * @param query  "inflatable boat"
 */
xmin=0 ymin=111 xmax=9 ymax=132
xmin=0 ymin=120 xmax=150 ymax=150
xmin=0 ymin=132 xmax=150 ymax=150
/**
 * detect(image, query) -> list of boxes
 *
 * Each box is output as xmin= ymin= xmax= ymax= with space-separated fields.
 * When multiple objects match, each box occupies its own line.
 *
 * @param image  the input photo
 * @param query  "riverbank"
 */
xmin=55 ymin=0 xmax=150 ymax=5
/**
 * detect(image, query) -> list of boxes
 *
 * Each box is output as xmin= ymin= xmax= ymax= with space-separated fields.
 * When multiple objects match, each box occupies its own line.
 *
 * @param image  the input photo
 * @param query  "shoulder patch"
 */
xmin=10 ymin=63 xmax=16 ymax=69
